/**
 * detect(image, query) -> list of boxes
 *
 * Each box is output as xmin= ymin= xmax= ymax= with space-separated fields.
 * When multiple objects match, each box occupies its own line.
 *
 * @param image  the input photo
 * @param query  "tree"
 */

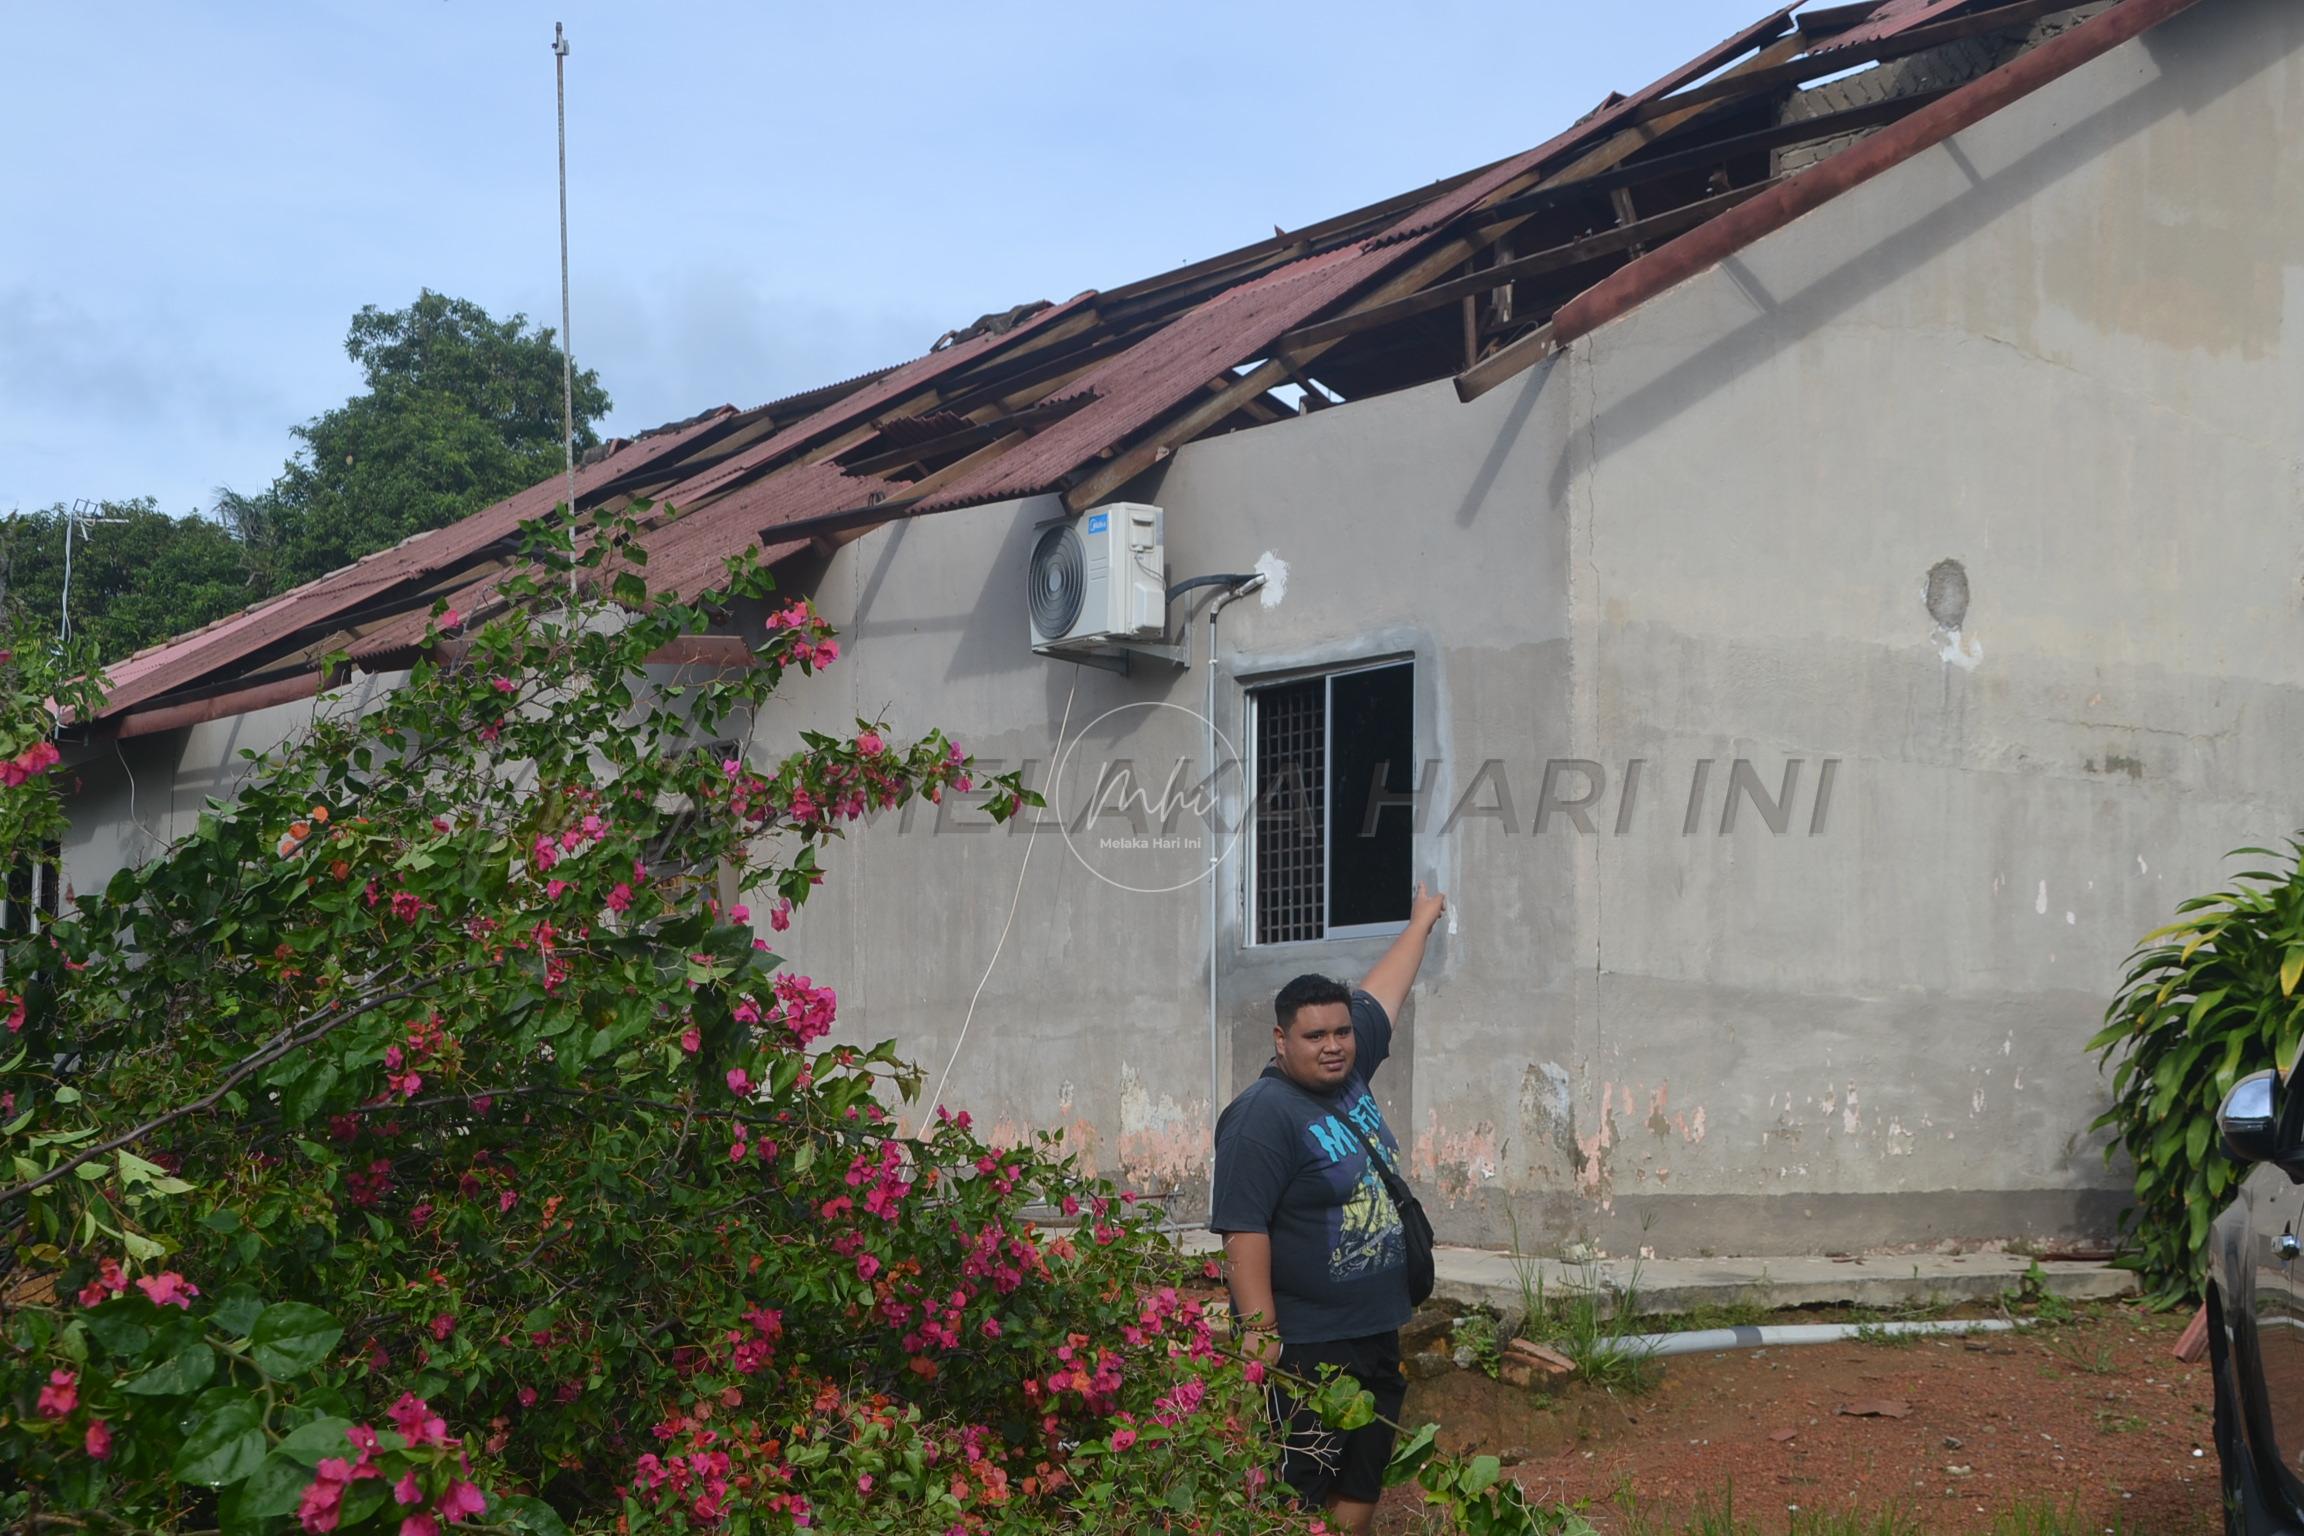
xmin=227 ymin=291 xmax=611 ymax=590
xmin=0 ymin=500 xmax=263 ymax=663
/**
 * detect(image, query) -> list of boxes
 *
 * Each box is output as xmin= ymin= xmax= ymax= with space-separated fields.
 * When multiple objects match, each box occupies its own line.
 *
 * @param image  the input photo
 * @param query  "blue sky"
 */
xmin=2 ymin=1 xmax=1772 ymax=519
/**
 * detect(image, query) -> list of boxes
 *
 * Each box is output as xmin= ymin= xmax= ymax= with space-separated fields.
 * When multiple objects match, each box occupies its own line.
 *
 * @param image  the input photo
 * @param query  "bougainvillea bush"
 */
xmin=0 ymin=512 xmax=1564 ymax=1535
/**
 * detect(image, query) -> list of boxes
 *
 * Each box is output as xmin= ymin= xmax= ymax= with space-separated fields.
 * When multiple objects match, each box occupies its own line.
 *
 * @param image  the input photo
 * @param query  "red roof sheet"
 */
xmin=99 ymin=409 xmax=743 ymax=715
xmin=1814 ymin=0 xmax=1972 ymax=52
xmin=96 ymin=0 xmax=2140 ymax=726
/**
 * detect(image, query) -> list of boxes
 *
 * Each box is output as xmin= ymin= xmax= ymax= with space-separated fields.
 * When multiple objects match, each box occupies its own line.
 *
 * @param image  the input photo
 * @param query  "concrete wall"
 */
xmin=62 ymin=0 xmax=2304 ymax=1258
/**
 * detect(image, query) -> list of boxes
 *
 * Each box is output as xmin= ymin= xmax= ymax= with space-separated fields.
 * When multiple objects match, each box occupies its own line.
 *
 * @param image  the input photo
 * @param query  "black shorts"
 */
xmin=1267 ymin=1330 xmax=1405 ymax=1507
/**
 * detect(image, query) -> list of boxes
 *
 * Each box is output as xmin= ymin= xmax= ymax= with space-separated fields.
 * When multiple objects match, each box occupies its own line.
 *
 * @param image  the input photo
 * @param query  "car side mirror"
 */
xmin=2223 ymin=1069 xmax=2286 ymax=1167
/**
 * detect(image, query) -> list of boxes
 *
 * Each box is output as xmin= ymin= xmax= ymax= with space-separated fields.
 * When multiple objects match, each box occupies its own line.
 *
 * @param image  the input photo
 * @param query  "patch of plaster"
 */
xmin=1841 ymin=1085 xmax=1861 ymax=1137
xmin=1252 ymin=551 xmax=1289 ymax=608
xmin=2035 ymin=880 xmax=2048 ymax=916
xmin=1934 ymin=627 xmax=1983 ymax=669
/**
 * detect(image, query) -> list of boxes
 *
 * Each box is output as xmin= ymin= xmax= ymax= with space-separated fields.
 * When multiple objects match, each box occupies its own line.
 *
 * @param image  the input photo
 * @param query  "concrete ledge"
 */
xmin=1176 ymin=1231 xmax=2134 ymax=1317
xmin=1426 ymin=1249 xmax=2134 ymax=1319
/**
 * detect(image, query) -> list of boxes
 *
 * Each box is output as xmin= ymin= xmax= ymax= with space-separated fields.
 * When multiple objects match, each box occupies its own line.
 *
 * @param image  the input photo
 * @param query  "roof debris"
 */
xmin=86 ymin=0 xmax=2175 ymax=730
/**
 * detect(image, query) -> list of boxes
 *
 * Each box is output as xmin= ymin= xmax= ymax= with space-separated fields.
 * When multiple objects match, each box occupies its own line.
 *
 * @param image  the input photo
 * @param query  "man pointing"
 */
xmin=1210 ymin=882 xmax=1445 ymax=1534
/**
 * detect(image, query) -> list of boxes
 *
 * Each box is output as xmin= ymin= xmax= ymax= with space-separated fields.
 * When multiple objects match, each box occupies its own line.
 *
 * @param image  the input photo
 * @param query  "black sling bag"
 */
xmin=1346 ymin=1119 xmax=1435 ymax=1307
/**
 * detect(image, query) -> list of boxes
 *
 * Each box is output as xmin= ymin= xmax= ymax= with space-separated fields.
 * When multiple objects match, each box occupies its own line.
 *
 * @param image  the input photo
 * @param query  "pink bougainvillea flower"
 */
xmin=770 ymin=900 xmax=792 ymax=933
xmin=728 ymin=903 xmax=749 ymax=924
xmin=35 ymin=1369 xmax=77 ymax=1418
xmin=517 ymin=1386 xmax=538 ymax=1408
xmin=679 ymin=1025 xmax=700 ymax=1054
xmin=545 ymin=879 xmax=569 ymax=901
xmin=857 ymin=731 xmax=884 ymax=757
xmin=498 ymin=1189 xmax=517 ymax=1214
xmin=489 ymin=675 xmax=516 ymax=695
xmin=430 ymin=1313 xmax=457 ymax=1342
xmin=297 ymin=1458 xmax=360 ymax=1533
xmin=436 ymin=1480 xmax=487 ymax=1524
xmin=1109 ymin=1427 xmax=1137 ymax=1452
xmin=400 ymin=1518 xmax=440 ymax=1536
xmin=605 ymin=883 xmax=633 ymax=913
xmin=725 ymin=1068 xmax=752 ymax=1096
xmin=856 ymin=1253 xmax=881 ymax=1282
xmin=395 ymin=1472 xmax=423 ymax=1506
xmin=136 ymin=1272 xmax=200 ymax=1310
xmin=439 ymin=609 xmax=462 ymax=632
xmin=386 ymin=1393 xmax=449 ymax=1448
xmin=76 ymin=1256 xmax=127 ymax=1307
xmin=84 ymin=1418 xmax=112 ymax=1459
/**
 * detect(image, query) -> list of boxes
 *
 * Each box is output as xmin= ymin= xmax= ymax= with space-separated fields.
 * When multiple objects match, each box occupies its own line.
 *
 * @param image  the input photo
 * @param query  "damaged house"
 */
xmin=54 ymin=0 xmax=2303 ymax=1256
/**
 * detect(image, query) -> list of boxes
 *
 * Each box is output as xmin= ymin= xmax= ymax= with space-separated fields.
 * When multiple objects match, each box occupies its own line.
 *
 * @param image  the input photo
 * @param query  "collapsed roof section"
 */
xmin=89 ymin=0 xmax=2185 ymax=733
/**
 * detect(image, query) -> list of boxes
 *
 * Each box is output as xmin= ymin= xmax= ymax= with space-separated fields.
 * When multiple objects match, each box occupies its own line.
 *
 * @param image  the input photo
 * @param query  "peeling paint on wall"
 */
xmin=1415 ymin=1113 xmax=1502 ymax=1200
xmin=1117 ymin=1065 xmax=1209 ymax=1193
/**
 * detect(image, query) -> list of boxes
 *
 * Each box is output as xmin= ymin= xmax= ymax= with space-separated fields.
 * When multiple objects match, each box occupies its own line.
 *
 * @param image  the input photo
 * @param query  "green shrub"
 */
xmin=2091 ymin=839 xmax=2304 ymax=1305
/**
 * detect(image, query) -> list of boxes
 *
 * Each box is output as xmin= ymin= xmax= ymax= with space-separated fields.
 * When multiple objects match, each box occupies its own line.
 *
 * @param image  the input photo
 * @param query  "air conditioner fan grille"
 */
xmin=1029 ymin=523 xmax=1085 ymax=639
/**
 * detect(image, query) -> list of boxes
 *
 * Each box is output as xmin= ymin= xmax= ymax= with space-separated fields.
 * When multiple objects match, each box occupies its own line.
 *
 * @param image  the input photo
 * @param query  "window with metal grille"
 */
xmin=2 ymin=844 xmax=62 ymax=937
xmin=1249 ymin=661 xmax=1413 ymax=944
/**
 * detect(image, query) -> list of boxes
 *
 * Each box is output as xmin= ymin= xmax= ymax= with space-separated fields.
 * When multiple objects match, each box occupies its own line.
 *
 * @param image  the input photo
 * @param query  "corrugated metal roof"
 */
xmin=1813 ymin=0 xmax=1973 ymax=51
xmin=94 ymin=0 xmax=2130 ymax=727
xmin=98 ymin=409 xmax=743 ymax=716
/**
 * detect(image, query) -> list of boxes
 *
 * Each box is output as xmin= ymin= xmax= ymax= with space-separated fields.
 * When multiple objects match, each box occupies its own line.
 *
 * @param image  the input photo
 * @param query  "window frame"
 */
xmin=1243 ymin=656 xmax=1415 ymax=947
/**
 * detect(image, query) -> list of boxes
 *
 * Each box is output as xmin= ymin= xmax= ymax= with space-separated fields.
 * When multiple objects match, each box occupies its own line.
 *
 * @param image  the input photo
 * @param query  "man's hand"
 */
xmin=1409 ymin=880 xmax=1446 ymax=932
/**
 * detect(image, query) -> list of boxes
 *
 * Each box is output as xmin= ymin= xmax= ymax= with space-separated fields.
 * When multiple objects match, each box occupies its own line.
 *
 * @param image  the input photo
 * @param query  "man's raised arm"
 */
xmin=1359 ymin=881 xmax=1445 ymax=1023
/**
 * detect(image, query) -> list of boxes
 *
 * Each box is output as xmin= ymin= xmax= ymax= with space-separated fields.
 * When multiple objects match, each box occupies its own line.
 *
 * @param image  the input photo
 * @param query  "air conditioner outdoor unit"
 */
xmin=1027 ymin=503 xmax=1166 ymax=653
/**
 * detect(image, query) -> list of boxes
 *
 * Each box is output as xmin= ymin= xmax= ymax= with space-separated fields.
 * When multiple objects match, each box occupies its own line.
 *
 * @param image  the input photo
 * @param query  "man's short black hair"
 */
xmin=1275 ymin=973 xmax=1354 ymax=1033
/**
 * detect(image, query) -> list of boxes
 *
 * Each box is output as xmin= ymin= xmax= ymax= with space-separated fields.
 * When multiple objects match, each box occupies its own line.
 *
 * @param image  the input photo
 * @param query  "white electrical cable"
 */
xmin=924 ymin=662 xmax=1081 ymax=1126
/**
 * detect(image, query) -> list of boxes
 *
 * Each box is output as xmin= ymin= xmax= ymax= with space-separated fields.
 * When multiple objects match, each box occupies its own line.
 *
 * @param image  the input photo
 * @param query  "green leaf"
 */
xmin=274 ymin=1416 xmax=357 ymax=1466
xmin=250 ymin=1301 xmax=343 ymax=1378
xmin=174 ymin=1393 xmax=266 ymax=1486
xmin=2283 ymin=948 xmax=2304 ymax=998
xmin=280 ymin=1061 xmax=341 ymax=1126
xmin=339 ymin=1478 xmax=390 ymax=1530
xmin=211 ymin=1283 xmax=266 ymax=1338
xmin=1458 ymin=1454 xmax=1502 ymax=1496
xmin=121 ymin=1338 xmax=215 ymax=1395
xmin=2186 ymin=1116 xmax=2211 ymax=1169
xmin=84 ymin=1308 xmax=152 ymax=1361
xmin=493 ymin=1495 xmax=571 ymax=1536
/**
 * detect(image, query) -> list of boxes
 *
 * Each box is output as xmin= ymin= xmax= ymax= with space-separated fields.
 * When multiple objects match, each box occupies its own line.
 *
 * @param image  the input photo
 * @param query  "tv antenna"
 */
xmin=62 ymin=499 xmax=130 ymax=648
xmin=552 ymin=22 xmax=579 ymax=599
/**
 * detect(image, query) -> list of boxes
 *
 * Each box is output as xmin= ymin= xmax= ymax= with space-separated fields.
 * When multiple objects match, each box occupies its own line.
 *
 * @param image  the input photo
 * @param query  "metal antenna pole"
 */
xmin=60 ymin=500 xmax=132 ymax=652
xmin=61 ymin=502 xmax=81 ymax=647
xmin=553 ymin=22 xmax=578 ymax=601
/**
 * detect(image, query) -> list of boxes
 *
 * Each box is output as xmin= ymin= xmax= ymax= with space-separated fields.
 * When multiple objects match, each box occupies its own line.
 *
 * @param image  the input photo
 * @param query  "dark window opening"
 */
xmin=1250 ymin=661 xmax=1413 ymax=944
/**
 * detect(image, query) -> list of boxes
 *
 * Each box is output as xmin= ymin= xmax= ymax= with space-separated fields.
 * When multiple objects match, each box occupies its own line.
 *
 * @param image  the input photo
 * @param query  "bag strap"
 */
xmin=1344 ymin=1117 xmax=1420 ymax=1216
xmin=1263 ymin=1069 xmax=1421 ymax=1213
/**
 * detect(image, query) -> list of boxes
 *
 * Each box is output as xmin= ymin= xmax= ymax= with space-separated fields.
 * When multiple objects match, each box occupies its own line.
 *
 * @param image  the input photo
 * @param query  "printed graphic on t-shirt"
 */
xmin=1302 ymin=1089 xmax=1403 ymax=1283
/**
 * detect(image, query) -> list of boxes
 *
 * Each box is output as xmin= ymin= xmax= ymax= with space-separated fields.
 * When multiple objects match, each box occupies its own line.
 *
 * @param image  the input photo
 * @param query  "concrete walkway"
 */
xmin=1174 ymin=1230 xmax=2133 ymax=1319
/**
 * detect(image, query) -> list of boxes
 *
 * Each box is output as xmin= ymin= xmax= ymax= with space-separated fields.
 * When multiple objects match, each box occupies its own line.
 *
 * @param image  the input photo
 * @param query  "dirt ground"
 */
xmin=1379 ymin=1304 xmax=2215 ymax=1535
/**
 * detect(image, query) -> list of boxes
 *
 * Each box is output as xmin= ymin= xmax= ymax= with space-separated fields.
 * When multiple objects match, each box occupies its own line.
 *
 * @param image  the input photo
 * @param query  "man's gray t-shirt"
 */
xmin=1208 ymin=990 xmax=1411 ymax=1344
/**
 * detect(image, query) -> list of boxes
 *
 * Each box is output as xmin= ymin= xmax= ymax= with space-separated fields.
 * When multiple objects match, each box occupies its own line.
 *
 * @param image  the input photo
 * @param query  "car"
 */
xmin=2209 ymin=1067 xmax=2304 ymax=1534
